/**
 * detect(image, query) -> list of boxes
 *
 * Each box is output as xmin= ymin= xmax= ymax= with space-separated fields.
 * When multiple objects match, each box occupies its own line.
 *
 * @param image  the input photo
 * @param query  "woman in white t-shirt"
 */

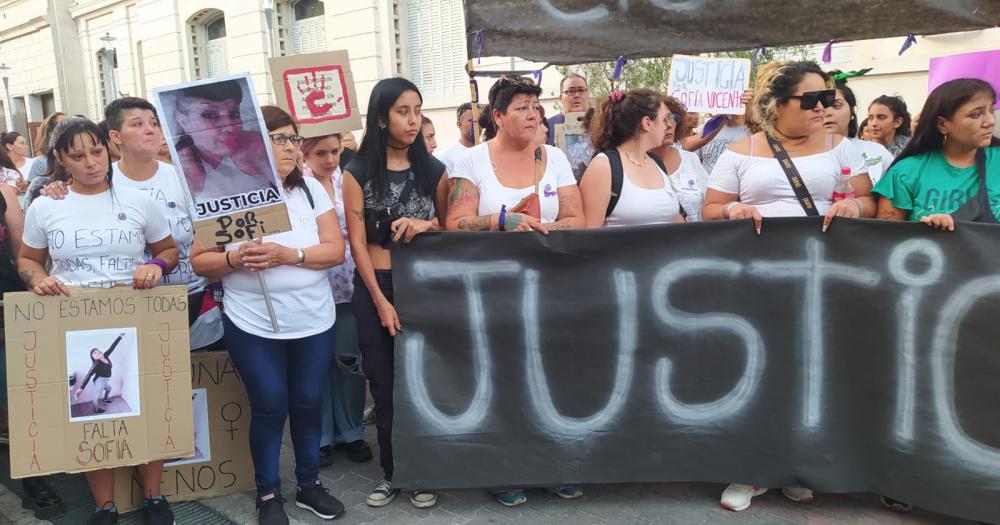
xmin=445 ymin=75 xmax=585 ymax=508
xmin=17 ymin=117 xmax=180 ymax=524
xmin=447 ymin=75 xmax=585 ymax=235
xmin=701 ymin=61 xmax=875 ymax=513
xmin=822 ymin=73 xmax=894 ymax=185
xmin=2 ymin=131 xmax=35 ymax=181
xmin=653 ymin=95 xmax=711 ymax=222
xmin=190 ymin=106 xmax=347 ymax=523
xmin=579 ymin=88 xmax=685 ymax=227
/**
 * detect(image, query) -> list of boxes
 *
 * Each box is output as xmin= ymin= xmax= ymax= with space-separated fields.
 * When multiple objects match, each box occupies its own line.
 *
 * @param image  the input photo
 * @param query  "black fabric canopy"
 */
xmin=464 ymin=0 xmax=1000 ymax=65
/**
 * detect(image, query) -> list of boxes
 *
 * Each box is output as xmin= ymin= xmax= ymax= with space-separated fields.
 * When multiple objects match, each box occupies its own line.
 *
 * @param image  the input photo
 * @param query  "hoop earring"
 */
xmin=942 ymin=132 xmax=948 ymax=145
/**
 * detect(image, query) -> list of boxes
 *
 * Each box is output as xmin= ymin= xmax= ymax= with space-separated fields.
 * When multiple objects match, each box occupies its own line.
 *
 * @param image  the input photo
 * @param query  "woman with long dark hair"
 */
xmin=18 ymin=117 xmax=179 ymax=525
xmin=875 ymin=78 xmax=998 ymax=229
xmin=342 ymin=77 xmax=448 ymax=509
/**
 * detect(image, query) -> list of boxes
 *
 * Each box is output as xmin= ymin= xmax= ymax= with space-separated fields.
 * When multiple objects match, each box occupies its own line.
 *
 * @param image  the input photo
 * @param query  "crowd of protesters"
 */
xmin=0 ymin=55 xmax=995 ymax=525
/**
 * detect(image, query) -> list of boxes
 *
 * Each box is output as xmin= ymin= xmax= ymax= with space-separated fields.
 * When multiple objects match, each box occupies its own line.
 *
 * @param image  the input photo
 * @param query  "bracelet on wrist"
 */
xmin=225 ymin=251 xmax=237 ymax=270
xmin=498 ymin=205 xmax=507 ymax=231
xmin=851 ymin=198 xmax=863 ymax=215
xmin=146 ymin=257 xmax=168 ymax=274
xmin=723 ymin=201 xmax=739 ymax=219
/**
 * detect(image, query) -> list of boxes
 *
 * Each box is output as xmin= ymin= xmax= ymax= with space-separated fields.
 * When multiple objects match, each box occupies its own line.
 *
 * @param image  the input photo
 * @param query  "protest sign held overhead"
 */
xmin=114 ymin=351 xmax=253 ymax=512
xmin=3 ymin=286 xmax=193 ymax=478
xmin=668 ymin=55 xmax=750 ymax=114
xmin=152 ymin=74 xmax=292 ymax=249
xmin=390 ymin=218 xmax=1000 ymax=524
xmin=269 ymin=50 xmax=362 ymax=138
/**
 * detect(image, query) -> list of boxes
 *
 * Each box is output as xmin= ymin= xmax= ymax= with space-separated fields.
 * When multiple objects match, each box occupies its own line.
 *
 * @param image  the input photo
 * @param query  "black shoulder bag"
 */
xmin=950 ymin=149 xmax=996 ymax=223
xmin=765 ymin=134 xmax=819 ymax=216
xmin=365 ymin=171 xmax=416 ymax=246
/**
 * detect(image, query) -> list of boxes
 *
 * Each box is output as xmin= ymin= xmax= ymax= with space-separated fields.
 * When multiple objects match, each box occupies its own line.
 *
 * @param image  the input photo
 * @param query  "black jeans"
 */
xmin=352 ymin=270 xmax=396 ymax=480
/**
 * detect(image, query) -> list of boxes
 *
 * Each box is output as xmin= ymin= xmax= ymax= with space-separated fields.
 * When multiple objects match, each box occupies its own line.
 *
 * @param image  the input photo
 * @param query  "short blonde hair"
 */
xmin=750 ymin=61 xmax=830 ymax=138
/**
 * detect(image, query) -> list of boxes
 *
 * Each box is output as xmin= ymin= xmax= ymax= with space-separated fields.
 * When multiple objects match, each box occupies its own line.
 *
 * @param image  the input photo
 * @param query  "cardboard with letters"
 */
xmin=268 ymin=50 xmax=362 ymax=139
xmin=667 ymin=55 xmax=750 ymax=114
xmin=554 ymin=112 xmax=591 ymax=181
xmin=3 ymin=286 xmax=193 ymax=478
xmin=113 ymin=351 xmax=253 ymax=512
xmin=151 ymin=73 xmax=292 ymax=248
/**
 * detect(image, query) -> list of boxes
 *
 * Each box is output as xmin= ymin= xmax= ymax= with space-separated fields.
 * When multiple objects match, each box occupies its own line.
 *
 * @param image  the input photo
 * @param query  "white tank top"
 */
xmin=600 ymin=153 xmax=682 ymax=227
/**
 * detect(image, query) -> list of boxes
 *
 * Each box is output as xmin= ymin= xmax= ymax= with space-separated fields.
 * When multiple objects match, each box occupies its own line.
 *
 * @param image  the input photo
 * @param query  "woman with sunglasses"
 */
xmin=342 ymin=77 xmax=448 ymax=510
xmin=823 ymin=72 xmax=894 ymax=184
xmin=191 ymin=106 xmax=347 ymax=525
xmin=446 ymin=74 xmax=585 ymax=507
xmin=702 ymin=61 xmax=874 ymax=512
xmin=580 ymin=88 xmax=685 ymax=226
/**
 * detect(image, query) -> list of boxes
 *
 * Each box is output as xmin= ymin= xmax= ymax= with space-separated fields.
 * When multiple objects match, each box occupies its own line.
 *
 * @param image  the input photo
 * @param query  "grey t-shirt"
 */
xmin=699 ymin=124 xmax=749 ymax=174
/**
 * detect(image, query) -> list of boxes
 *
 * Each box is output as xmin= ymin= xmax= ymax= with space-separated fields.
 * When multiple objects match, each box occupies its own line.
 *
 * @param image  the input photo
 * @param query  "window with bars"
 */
xmin=289 ymin=0 xmax=326 ymax=54
xmin=188 ymin=10 xmax=228 ymax=79
xmin=403 ymin=0 xmax=466 ymax=98
xmin=97 ymin=49 xmax=109 ymax=108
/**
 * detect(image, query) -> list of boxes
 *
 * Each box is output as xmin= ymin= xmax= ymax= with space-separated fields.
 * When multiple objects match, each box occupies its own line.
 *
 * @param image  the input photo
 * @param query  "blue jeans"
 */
xmin=320 ymin=303 xmax=366 ymax=446
xmin=222 ymin=315 xmax=336 ymax=496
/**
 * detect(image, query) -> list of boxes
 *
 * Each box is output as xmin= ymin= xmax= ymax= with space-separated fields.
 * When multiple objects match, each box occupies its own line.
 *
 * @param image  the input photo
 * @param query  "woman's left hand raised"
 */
xmin=240 ymin=238 xmax=294 ymax=271
xmin=132 ymin=263 xmax=163 ymax=289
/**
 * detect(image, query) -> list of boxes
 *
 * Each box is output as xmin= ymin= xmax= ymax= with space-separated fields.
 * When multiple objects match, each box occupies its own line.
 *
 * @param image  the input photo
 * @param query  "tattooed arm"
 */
xmin=445 ymin=178 xmax=497 ymax=231
xmin=876 ymin=196 xmax=908 ymax=221
xmin=548 ymin=185 xmax=586 ymax=230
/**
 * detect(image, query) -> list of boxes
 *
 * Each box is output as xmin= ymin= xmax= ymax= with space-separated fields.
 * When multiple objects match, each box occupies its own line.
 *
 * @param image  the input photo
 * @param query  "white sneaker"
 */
xmin=781 ymin=486 xmax=814 ymax=503
xmin=721 ymin=484 xmax=767 ymax=511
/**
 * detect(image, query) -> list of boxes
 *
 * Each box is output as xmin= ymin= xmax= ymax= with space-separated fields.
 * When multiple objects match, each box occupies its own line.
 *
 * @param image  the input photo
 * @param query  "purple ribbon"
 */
xmin=822 ymin=39 xmax=839 ymax=63
xmin=474 ymin=30 xmax=484 ymax=64
xmin=751 ymin=46 xmax=766 ymax=70
xmin=898 ymin=34 xmax=917 ymax=56
xmin=612 ymin=56 xmax=628 ymax=80
xmin=701 ymin=114 xmax=727 ymax=138
xmin=532 ymin=69 xmax=542 ymax=86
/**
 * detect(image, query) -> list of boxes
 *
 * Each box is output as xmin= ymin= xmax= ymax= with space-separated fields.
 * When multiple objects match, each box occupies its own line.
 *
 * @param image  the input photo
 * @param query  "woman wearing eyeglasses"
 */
xmin=579 ymin=88 xmax=686 ymax=227
xmin=190 ymin=106 xmax=347 ymax=525
xmin=650 ymin=95 xmax=711 ymax=222
xmin=701 ymin=61 xmax=874 ymax=512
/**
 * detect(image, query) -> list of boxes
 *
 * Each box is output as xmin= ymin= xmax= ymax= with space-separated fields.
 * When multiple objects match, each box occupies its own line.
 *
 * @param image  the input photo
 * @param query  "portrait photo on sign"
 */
xmin=67 ymin=328 xmax=141 ymax=422
xmin=153 ymin=74 xmax=283 ymax=220
xmin=564 ymin=131 xmax=594 ymax=181
xmin=165 ymin=388 xmax=211 ymax=467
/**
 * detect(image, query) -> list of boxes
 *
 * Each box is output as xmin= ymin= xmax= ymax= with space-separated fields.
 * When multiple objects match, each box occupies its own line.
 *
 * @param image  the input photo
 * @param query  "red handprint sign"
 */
xmin=283 ymin=65 xmax=351 ymax=124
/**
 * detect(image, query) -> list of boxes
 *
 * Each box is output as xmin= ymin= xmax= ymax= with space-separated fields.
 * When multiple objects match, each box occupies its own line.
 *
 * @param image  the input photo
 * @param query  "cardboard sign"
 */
xmin=269 ymin=50 xmax=362 ymax=138
xmin=114 ymin=351 xmax=253 ymax=512
xmin=3 ymin=286 xmax=193 ymax=478
xmin=667 ymin=54 xmax=750 ymax=114
xmin=554 ymin=112 xmax=591 ymax=181
xmin=151 ymin=74 xmax=292 ymax=248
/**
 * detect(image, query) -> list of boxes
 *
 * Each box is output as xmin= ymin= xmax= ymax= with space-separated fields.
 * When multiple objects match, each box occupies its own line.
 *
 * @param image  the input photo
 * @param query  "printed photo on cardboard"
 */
xmin=67 ymin=327 xmax=141 ymax=422
xmin=165 ymin=388 xmax=211 ymax=467
xmin=564 ymin=131 xmax=593 ymax=182
xmin=153 ymin=75 xmax=284 ymax=221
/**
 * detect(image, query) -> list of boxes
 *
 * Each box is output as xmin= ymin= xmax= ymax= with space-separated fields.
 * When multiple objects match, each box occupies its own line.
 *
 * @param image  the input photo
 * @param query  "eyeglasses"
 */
xmin=563 ymin=87 xmax=588 ymax=96
xmin=269 ymin=133 xmax=304 ymax=147
xmin=664 ymin=113 xmax=681 ymax=124
xmin=787 ymin=90 xmax=837 ymax=110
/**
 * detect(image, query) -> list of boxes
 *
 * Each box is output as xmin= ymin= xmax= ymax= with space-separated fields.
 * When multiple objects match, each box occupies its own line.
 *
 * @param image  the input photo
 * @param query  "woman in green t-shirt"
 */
xmin=874 ymin=78 xmax=998 ymax=230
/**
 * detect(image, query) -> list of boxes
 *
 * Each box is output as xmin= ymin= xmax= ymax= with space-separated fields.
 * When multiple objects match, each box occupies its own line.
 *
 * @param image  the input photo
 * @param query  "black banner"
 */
xmin=391 ymin=218 xmax=1000 ymax=524
xmin=464 ymin=1 xmax=1000 ymax=65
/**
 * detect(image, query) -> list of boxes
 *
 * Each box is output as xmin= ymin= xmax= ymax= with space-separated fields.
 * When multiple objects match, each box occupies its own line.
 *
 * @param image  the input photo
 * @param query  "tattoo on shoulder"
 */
xmin=448 ymin=179 xmax=477 ymax=206
xmin=457 ymin=215 xmax=492 ymax=231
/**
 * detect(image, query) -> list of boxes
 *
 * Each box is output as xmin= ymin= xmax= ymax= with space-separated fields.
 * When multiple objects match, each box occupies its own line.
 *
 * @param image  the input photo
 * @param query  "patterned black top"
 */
xmin=345 ymin=156 xmax=445 ymax=221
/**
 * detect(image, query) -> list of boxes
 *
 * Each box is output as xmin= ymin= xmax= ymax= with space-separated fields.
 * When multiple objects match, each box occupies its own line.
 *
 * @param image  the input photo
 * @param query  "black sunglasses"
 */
xmin=787 ymin=90 xmax=836 ymax=110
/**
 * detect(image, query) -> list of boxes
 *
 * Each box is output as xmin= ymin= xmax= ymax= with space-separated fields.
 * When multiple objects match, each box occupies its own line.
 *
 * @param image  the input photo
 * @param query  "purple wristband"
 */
xmin=498 ymin=204 xmax=507 ymax=231
xmin=146 ymin=258 xmax=168 ymax=275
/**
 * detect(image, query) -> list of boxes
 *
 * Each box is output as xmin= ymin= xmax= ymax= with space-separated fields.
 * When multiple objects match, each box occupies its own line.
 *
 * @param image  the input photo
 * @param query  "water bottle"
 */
xmin=832 ymin=167 xmax=855 ymax=202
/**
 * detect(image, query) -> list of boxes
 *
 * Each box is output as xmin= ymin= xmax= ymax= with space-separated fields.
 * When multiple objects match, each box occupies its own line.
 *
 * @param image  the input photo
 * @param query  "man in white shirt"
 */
xmin=435 ymin=102 xmax=483 ymax=171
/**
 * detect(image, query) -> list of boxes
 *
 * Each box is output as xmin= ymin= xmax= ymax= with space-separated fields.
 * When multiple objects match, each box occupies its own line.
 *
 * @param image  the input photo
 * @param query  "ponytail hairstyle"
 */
xmin=869 ymin=95 xmax=912 ymax=138
xmin=45 ymin=117 xmax=113 ymax=186
xmin=260 ymin=105 xmax=306 ymax=192
xmin=750 ymin=60 xmax=830 ymax=138
xmin=355 ymin=77 xmax=437 ymax=201
xmin=891 ymin=78 xmax=998 ymax=168
xmin=478 ymin=104 xmax=497 ymax=141
xmin=828 ymin=70 xmax=859 ymax=138
xmin=587 ymin=88 xmax=663 ymax=152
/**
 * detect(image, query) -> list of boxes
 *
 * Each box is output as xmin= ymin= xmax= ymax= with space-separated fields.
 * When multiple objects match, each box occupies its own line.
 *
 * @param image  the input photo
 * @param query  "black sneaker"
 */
xmin=101 ymin=398 xmax=112 ymax=404
xmin=94 ymin=407 xmax=107 ymax=414
xmin=21 ymin=476 xmax=65 ymax=519
xmin=88 ymin=503 xmax=119 ymax=525
xmin=256 ymin=492 xmax=288 ymax=525
xmin=334 ymin=440 xmax=373 ymax=463
xmin=142 ymin=496 xmax=175 ymax=525
xmin=296 ymin=481 xmax=344 ymax=519
xmin=319 ymin=446 xmax=334 ymax=467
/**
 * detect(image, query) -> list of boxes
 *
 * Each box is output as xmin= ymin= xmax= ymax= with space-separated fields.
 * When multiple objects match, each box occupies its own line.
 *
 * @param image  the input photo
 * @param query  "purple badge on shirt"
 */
xmin=167 ymin=201 xmax=177 ymax=208
xmin=117 ymin=213 xmax=127 ymax=221
xmin=543 ymin=183 xmax=556 ymax=197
